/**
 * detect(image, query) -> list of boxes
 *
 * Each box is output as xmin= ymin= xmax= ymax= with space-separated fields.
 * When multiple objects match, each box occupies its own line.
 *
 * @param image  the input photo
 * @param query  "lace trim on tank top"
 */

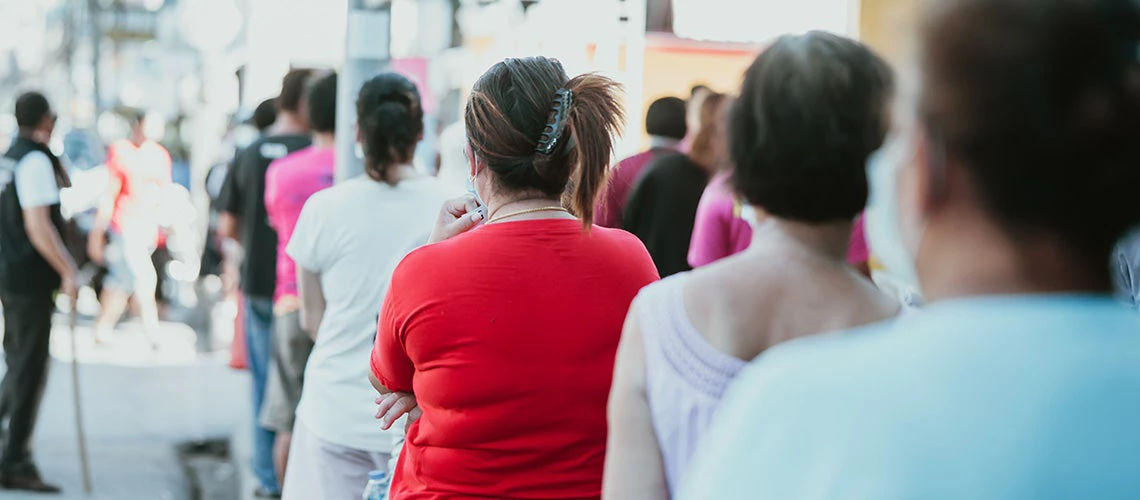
xmin=638 ymin=274 xmax=748 ymax=400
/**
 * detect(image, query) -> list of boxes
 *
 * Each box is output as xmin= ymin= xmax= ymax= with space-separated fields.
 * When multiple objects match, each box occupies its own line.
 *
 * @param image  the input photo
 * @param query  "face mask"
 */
xmin=865 ymin=134 xmax=924 ymax=305
xmin=465 ymin=167 xmax=489 ymax=220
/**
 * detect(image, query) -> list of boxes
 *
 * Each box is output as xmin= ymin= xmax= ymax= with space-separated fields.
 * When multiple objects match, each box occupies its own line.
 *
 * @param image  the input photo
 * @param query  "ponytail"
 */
xmin=562 ymin=75 xmax=624 ymax=227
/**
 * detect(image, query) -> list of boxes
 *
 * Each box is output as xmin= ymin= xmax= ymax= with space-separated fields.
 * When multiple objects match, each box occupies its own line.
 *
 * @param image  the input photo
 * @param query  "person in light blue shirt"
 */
xmin=679 ymin=0 xmax=1140 ymax=498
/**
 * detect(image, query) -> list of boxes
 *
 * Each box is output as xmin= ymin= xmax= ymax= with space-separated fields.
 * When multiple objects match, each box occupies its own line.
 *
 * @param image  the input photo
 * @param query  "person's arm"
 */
xmin=603 ymin=299 xmax=670 ymax=500
xmin=25 ymin=207 xmax=78 ymax=296
xmin=87 ymin=164 xmax=123 ymax=265
xmin=370 ymin=262 xmax=421 ymax=430
xmin=296 ymin=267 xmax=325 ymax=339
xmin=622 ymin=169 xmax=654 ymax=234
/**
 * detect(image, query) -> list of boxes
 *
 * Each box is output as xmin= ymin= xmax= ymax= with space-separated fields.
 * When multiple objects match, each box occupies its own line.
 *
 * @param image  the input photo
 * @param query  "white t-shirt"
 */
xmin=287 ymin=175 xmax=456 ymax=452
xmin=3 ymin=151 xmax=61 ymax=209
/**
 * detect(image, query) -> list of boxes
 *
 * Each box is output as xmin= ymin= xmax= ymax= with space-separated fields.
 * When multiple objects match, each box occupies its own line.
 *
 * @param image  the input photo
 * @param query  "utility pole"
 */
xmin=335 ymin=0 xmax=392 ymax=183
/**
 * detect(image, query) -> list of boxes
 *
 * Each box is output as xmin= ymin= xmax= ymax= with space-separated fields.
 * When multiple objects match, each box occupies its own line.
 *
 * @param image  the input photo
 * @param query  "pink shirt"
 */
xmin=595 ymin=148 xmax=673 ymax=229
xmin=688 ymin=172 xmax=753 ymax=267
xmin=687 ymin=173 xmax=870 ymax=268
xmin=264 ymin=146 xmax=335 ymax=302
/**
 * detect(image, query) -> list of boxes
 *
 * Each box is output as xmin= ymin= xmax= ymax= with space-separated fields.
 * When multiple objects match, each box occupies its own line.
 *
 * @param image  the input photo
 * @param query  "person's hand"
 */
xmin=87 ymin=232 xmax=106 ymax=265
xmin=427 ymin=195 xmax=485 ymax=244
xmin=375 ymin=392 xmax=422 ymax=431
xmin=60 ymin=271 xmax=79 ymax=301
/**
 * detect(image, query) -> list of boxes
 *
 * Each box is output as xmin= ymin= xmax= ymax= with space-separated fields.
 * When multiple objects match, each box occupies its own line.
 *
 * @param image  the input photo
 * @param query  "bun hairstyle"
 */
xmin=464 ymin=56 xmax=625 ymax=227
xmin=921 ymin=0 xmax=1140 ymax=259
xmin=730 ymin=31 xmax=893 ymax=223
xmin=356 ymin=72 xmax=424 ymax=183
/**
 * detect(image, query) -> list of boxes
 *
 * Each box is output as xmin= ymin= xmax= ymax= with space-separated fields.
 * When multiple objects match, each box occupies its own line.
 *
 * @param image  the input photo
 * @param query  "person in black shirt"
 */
xmin=623 ymin=92 xmax=729 ymax=277
xmin=217 ymin=69 xmax=313 ymax=498
xmin=0 ymin=92 xmax=77 ymax=493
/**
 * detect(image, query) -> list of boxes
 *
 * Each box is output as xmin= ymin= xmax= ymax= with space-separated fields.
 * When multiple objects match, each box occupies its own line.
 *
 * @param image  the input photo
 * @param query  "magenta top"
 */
xmin=638 ymin=274 xmax=748 ymax=495
xmin=847 ymin=213 xmax=869 ymax=265
xmin=688 ymin=172 xmax=753 ymax=268
xmin=264 ymin=146 xmax=335 ymax=302
xmin=595 ymin=148 xmax=673 ymax=229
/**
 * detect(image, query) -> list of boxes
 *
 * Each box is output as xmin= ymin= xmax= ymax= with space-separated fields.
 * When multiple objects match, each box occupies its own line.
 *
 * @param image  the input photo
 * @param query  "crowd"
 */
xmin=1 ymin=0 xmax=1139 ymax=498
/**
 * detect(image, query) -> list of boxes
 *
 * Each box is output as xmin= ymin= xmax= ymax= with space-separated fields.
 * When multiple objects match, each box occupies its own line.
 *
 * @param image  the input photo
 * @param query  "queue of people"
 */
xmin=2 ymin=0 xmax=1138 ymax=497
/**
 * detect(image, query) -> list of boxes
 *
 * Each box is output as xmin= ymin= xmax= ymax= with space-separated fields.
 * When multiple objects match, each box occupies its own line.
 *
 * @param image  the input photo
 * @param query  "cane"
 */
xmin=68 ymin=268 xmax=94 ymax=494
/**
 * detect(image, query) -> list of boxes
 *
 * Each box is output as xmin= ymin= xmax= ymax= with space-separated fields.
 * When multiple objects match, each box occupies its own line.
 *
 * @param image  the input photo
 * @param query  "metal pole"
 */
xmin=335 ymin=0 xmax=392 ymax=183
xmin=67 ymin=277 xmax=94 ymax=494
xmin=87 ymin=0 xmax=103 ymax=117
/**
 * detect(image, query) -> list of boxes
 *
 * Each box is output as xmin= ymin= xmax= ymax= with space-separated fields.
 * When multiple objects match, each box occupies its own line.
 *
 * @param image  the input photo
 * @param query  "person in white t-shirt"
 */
xmin=280 ymin=73 xmax=454 ymax=499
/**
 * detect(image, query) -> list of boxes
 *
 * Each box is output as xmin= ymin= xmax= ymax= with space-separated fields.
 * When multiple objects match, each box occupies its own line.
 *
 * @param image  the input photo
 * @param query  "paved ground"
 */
xmin=1 ymin=292 xmax=254 ymax=500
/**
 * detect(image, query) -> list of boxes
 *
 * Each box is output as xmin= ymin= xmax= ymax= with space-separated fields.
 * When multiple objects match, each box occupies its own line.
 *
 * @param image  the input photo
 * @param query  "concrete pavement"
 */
xmin=1 ymin=304 xmax=251 ymax=500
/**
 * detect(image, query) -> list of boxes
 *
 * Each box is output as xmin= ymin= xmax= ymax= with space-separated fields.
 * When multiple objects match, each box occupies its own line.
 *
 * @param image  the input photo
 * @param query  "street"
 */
xmin=1 ymin=304 xmax=250 ymax=500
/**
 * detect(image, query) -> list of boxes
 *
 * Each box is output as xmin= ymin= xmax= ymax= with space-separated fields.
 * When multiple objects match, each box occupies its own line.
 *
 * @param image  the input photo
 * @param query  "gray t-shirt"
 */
xmin=1115 ymin=228 xmax=1140 ymax=309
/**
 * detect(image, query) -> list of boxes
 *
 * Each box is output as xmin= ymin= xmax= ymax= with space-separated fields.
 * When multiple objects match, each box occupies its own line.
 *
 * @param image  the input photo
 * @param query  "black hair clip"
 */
xmin=536 ymin=88 xmax=573 ymax=155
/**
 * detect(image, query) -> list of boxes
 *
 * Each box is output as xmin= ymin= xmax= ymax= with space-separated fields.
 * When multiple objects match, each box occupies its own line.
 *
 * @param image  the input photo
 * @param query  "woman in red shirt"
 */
xmin=370 ymin=56 xmax=659 ymax=499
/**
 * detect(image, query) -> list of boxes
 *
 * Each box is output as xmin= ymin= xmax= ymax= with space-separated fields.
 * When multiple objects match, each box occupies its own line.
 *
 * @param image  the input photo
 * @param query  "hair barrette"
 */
xmin=536 ymin=88 xmax=573 ymax=155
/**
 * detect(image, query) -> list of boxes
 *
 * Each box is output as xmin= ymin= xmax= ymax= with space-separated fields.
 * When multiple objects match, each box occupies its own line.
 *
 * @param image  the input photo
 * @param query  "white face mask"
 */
xmin=465 ymin=165 xmax=489 ymax=220
xmin=865 ymin=132 xmax=925 ymax=305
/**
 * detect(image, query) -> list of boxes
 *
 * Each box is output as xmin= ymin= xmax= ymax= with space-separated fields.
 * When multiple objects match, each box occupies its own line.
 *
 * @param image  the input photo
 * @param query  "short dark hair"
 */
xmin=465 ymin=57 xmax=624 ymax=227
xmin=252 ymin=98 xmax=278 ymax=132
xmin=730 ymin=31 xmax=893 ymax=222
xmin=15 ymin=92 xmax=52 ymax=129
xmin=645 ymin=97 xmax=687 ymax=139
xmin=921 ymin=0 xmax=1140 ymax=257
xmin=278 ymin=68 xmax=315 ymax=114
xmin=306 ymin=72 xmax=338 ymax=133
xmin=356 ymin=72 xmax=423 ymax=182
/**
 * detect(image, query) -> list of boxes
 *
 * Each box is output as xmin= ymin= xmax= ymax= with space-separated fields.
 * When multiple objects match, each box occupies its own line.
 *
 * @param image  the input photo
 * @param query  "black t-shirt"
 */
xmin=218 ymin=133 xmax=311 ymax=298
xmin=621 ymin=152 xmax=710 ymax=278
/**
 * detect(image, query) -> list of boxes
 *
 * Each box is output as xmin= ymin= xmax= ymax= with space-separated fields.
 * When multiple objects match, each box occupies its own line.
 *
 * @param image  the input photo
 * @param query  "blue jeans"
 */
xmin=245 ymin=296 xmax=278 ymax=493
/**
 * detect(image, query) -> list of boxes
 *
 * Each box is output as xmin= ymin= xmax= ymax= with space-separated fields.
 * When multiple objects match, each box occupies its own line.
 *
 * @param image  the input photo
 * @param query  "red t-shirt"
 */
xmin=105 ymin=139 xmax=172 ymax=238
xmin=372 ymin=219 xmax=659 ymax=499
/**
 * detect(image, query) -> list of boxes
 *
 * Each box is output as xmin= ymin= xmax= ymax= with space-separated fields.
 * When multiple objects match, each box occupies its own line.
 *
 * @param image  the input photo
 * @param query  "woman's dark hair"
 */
xmin=465 ymin=56 xmax=624 ymax=226
xmin=730 ymin=31 xmax=893 ymax=223
xmin=356 ymin=72 xmax=424 ymax=183
xmin=306 ymin=71 xmax=338 ymax=134
xmin=921 ymin=0 xmax=1140 ymax=258
xmin=645 ymin=96 xmax=687 ymax=140
xmin=278 ymin=68 xmax=315 ymax=114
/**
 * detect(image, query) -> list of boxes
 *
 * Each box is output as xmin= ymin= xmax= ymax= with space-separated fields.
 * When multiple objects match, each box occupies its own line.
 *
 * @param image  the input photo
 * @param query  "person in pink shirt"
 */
xmin=260 ymin=71 xmax=337 ymax=487
xmin=687 ymin=172 xmax=752 ymax=267
xmin=594 ymin=96 xmax=688 ymax=228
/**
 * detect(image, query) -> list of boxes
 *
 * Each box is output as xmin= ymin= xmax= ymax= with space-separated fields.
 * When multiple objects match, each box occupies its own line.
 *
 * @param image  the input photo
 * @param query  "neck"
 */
xmin=17 ymin=129 xmax=43 ymax=144
xmin=131 ymin=136 xmax=146 ymax=146
xmin=272 ymin=112 xmax=307 ymax=136
xmin=311 ymin=132 xmax=335 ymax=149
xmin=649 ymin=136 xmax=681 ymax=150
xmin=754 ymin=215 xmax=853 ymax=262
xmin=917 ymin=216 xmax=1112 ymax=302
xmin=486 ymin=194 xmax=567 ymax=222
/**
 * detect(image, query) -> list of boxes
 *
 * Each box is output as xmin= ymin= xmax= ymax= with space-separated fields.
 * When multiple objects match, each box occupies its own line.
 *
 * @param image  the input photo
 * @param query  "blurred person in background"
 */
xmin=261 ymin=72 xmax=337 ymax=488
xmin=680 ymin=85 xmax=711 ymax=153
xmin=604 ymin=32 xmax=898 ymax=499
xmin=281 ymin=72 xmax=453 ymax=500
xmin=370 ymin=56 xmax=659 ymax=499
xmin=0 ymin=91 xmax=76 ymax=493
xmin=218 ymin=68 xmax=314 ymax=499
xmin=623 ymin=93 xmax=728 ymax=277
xmin=202 ymin=98 xmax=278 ymax=282
xmin=594 ymin=97 xmax=687 ymax=228
xmin=1116 ymin=228 xmax=1140 ymax=308
xmin=88 ymin=112 xmax=172 ymax=346
xmin=682 ymin=0 xmax=1140 ymax=497
xmin=686 ymin=97 xmax=751 ymax=268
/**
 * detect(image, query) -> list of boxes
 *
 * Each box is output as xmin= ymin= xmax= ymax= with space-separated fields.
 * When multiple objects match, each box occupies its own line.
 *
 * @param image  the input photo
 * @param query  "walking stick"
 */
xmin=68 ymin=275 xmax=94 ymax=494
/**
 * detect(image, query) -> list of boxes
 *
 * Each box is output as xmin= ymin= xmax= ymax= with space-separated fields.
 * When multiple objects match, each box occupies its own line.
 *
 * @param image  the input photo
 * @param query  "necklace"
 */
xmin=487 ymin=206 xmax=570 ymax=224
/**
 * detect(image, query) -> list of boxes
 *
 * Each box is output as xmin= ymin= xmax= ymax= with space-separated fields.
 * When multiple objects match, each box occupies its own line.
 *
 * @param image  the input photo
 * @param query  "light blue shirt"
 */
xmin=680 ymin=295 xmax=1140 ymax=500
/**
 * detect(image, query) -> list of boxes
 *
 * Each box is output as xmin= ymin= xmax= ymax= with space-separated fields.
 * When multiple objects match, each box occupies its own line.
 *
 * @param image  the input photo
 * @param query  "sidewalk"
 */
xmin=2 ymin=310 xmax=250 ymax=500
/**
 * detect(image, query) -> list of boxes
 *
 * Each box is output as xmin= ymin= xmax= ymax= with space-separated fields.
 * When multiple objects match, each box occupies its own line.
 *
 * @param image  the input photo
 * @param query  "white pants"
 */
xmin=281 ymin=417 xmax=391 ymax=500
